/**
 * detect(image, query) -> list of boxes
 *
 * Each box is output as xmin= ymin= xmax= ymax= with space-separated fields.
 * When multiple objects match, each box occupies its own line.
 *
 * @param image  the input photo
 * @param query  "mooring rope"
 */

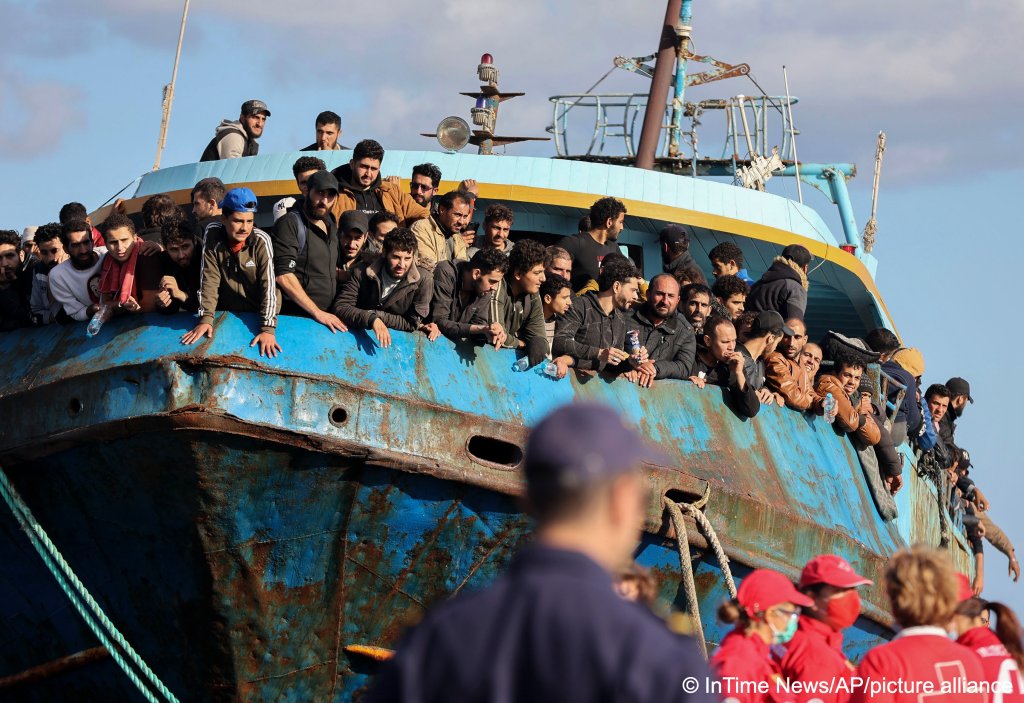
xmin=664 ymin=488 xmax=738 ymax=660
xmin=0 ymin=467 xmax=180 ymax=703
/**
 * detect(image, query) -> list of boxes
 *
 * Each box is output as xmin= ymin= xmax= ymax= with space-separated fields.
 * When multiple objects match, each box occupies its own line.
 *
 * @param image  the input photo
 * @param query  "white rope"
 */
xmin=664 ymin=499 xmax=707 ymax=659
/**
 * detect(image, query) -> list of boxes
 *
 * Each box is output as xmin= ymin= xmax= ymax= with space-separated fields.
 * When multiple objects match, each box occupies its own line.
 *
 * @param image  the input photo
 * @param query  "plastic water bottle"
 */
xmin=511 ymin=357 xmax=531 ymax=372
xmin=85 ymin=304 xmax=110 ymax=338
xmin=537 ymin=361 xmax=560 ymax=379
xmin=823 ymin=392 xmax=838 ymax=424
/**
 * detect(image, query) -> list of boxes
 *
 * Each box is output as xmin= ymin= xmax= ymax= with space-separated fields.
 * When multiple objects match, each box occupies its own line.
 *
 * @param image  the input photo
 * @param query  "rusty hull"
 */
xmin=0 ymin=313 xmax=971 ymax=700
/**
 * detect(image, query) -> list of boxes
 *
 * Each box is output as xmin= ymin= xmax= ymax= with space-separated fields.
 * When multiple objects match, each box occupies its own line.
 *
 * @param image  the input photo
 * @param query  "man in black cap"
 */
xmin=365 ymin=403 xmax=714 ymax=703
xmin=272 ymin=170 xmax=347 ymax=331
xmin=659 ymin=223 xmax=695 ymax=278
xmin=200 ymin=99 xmax=270 ymax=162
xmin=737 ymin=310 xmax=792 ymax=403
xmin=337 ymin=210 xmax=372 ymax=285
xmin=939 ymin=376 xmax=973 ymax=451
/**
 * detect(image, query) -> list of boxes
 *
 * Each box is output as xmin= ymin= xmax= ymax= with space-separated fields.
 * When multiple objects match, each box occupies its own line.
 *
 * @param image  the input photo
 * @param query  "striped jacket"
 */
xmin=197 ymin=224 xmax=279 ymax=333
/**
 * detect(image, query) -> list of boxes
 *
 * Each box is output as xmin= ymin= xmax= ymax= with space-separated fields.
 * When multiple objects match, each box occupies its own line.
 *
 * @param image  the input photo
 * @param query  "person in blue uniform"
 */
xmin=364 ymin=402 xmax=715 ymax=703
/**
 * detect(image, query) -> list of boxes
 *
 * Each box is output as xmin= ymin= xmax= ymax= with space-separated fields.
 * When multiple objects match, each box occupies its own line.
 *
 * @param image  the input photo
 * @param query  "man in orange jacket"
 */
xmin=777 ymin=555 xmax=873 ymax=703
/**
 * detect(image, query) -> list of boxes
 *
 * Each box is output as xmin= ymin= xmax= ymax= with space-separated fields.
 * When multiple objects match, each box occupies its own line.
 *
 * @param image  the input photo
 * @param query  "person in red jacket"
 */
xmin=712 ymin=569 xmax=813 ymax=703
xmin=952 ymin=573 xmax=1024 ymax=702
xmin=850 ymin=547 xmax=986 ymax=703
xmin=777 ymin=555 xmax=873 ymax=703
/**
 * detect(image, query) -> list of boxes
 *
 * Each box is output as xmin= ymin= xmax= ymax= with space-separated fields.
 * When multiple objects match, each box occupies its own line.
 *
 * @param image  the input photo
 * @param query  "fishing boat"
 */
xmin=0 ymin=1 xmax=972 ymax=700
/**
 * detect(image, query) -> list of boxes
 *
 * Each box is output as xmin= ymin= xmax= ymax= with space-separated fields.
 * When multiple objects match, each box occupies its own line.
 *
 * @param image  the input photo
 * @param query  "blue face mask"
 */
xmin=771 ymin=612 xmax=800 ymax=645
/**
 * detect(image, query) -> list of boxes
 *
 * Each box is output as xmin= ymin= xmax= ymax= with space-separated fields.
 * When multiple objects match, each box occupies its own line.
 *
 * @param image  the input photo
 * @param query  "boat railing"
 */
xmin=547 ymin=92 xmax=800 ymax=165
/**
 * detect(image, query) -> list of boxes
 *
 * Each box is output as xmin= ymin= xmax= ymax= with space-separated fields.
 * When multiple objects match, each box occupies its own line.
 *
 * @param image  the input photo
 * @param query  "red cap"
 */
xmin=738 ymin=569 xmax=814 ymax=618
xmin=798 ymin=554 xmax=874 ymax=589
xmin=480 ymin=53 xmax=493 ymax=64
xmin=955 ymin=573 xmax=974 ymax=602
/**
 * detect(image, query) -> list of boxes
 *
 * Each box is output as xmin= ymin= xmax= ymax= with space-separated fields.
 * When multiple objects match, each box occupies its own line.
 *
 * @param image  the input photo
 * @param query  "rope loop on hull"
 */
xmin=664 ymin=485 xmax=736 ymax=660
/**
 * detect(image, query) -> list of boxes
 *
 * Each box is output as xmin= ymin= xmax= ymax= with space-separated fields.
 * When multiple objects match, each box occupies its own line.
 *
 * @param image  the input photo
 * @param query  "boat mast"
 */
xmin=635 ymin=0 xmax=691 ymax=169
xmin=152 ymin=0 xmax=191 ymax=171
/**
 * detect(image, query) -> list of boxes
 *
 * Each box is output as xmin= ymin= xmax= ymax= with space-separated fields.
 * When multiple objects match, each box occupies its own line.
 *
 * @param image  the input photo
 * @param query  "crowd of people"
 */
xmin=0 ymin=104 xmax=1015 ymax=595
xmin=0 ymin=101 xmax=1019 ymax=700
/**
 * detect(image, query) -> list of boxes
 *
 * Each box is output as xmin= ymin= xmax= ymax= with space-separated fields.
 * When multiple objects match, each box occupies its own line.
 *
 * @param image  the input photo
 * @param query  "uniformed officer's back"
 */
xmin=365 ymin=403 xmax=715 ymax=703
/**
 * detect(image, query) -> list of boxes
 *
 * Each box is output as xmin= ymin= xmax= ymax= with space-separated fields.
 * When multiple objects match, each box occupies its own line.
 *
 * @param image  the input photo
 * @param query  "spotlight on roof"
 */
xmin=435 ymin=116 xmax=471 ymax=152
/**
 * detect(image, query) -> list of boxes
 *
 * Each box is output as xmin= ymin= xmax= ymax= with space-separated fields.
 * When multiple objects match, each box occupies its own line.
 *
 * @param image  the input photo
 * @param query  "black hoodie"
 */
xmin=746 ymin=256 xmax=808 ymax=321
xmin=331 ymin=163 xmax=385 ymax=215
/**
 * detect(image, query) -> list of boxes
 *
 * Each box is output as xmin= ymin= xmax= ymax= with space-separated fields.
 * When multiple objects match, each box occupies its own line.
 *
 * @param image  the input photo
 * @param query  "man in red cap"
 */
xmin=777 ymin=555 xmax=873 ymax=703
xmin=712 ymin=568 xmax=814 ymax=703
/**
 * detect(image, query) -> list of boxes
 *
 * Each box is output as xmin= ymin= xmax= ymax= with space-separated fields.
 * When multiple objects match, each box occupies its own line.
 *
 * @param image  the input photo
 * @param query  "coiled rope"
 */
xmin=664 ymin=486 xmax=737 ymax=660
xmin=0 ymin=467 xmax=179 ymax=703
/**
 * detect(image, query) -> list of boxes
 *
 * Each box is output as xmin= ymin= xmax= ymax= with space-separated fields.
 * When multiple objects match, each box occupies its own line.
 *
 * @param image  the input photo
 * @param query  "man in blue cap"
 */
xmin=366 ymin=403 xmax=715 ymax=703
xmin=182 ymin=187 xmax=281 ymax=357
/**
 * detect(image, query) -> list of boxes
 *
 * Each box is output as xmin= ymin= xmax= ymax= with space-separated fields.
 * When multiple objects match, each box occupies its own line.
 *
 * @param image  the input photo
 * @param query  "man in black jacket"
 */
xmin=691 ymin=315 xmax=760 ymax=419
xmin=553 ymin=257 xmax=639 ymax=375
xmin=429 ymin=248 xmax=507 ymax=345
xmin=272 ymin=170 xmax=347 ymax=332
xmin=333 ymin=228 xmax=434 ymax=349
xmin=746 ymin=243 xmax=811 ymax=321
xmin=623 ymin=274 xmax=695 ymax=388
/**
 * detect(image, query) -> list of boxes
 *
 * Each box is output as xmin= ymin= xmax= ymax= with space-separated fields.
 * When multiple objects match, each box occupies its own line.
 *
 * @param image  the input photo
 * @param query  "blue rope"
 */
xmin=0 ymin=468 xmax=180 ymax=703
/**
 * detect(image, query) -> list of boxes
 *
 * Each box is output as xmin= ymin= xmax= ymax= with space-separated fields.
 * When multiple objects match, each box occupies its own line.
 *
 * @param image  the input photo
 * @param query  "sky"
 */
xmin=2 ymin=0 xmax=1022 ymax=607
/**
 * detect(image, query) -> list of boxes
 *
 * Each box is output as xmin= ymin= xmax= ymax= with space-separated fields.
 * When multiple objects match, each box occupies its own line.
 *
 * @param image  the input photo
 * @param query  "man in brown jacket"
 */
xmin=330 ymin=139 xmax=428 ymax=227
xmin=764 ymin=318 xmax=818 ymax=411
xmin=411 ymin=191 xmax=472 ymax=273
xmin=333 ymin=227 xmax=434 ymax=349
xmin=813 ymin=352 xmax=881 ymax=445
xmin=815 ymin=351 xmax=904 ymax=494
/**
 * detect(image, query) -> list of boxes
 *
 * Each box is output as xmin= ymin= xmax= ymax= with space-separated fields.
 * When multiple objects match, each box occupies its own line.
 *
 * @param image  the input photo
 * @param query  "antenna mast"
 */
xmin=152 ymin=0 xmax=191 ymax=171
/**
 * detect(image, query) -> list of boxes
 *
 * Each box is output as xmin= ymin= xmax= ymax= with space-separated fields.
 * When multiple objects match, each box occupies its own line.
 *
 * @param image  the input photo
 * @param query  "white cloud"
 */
xmin=0 ymin=72 xmax=83 ymax=160
xmin=3 ymin=0 xmax=1024 ymax=182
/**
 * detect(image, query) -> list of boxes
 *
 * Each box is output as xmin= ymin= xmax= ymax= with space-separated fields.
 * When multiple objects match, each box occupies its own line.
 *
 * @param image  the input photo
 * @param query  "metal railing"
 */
xmin=548 ymin=92 xmax=800 ymax=164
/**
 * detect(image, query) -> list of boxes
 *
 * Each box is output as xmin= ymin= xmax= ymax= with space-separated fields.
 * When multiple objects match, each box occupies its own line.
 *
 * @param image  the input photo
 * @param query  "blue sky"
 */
xmin=2 ymin=0 xmax=1021 ymax=607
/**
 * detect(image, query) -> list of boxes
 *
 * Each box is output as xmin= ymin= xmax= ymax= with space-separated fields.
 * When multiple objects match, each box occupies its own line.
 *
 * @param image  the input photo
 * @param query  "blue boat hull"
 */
xmin=0 ymin=313 xmax=971 ymax=700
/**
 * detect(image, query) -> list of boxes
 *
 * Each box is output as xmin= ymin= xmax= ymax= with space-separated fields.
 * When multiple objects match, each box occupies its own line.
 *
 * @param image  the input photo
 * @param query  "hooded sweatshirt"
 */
xmin=200 ymin=120 xmax=258 ymax=162
xmin=747 ymin=255 xmax=809 ymax=321
xmin=331 ymin=163 xmax=385 ymax=216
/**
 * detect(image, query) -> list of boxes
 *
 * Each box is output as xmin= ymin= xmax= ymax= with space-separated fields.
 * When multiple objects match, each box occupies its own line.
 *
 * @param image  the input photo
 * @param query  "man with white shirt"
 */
xmin=49 ymin=219 xmax=106 ymax=322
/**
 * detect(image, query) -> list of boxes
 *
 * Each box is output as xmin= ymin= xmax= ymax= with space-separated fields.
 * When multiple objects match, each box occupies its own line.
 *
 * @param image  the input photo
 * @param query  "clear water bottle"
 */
xmin=85 ymin=304 xmax=110 ymax=338
xmin=511 ymin=357 xmax=531 ymax=372
xmin=823 ymin=392 xmax=838 ymax=423
xmin=537 ymin=361 xmax=560 ymax=379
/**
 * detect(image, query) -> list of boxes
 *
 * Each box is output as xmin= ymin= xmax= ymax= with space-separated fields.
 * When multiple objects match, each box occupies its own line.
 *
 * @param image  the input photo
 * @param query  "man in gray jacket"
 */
xmin=200 ymin=100 xmax=270 ymax=162
xmin=430 ymin=248 xmax=507 ymax=345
